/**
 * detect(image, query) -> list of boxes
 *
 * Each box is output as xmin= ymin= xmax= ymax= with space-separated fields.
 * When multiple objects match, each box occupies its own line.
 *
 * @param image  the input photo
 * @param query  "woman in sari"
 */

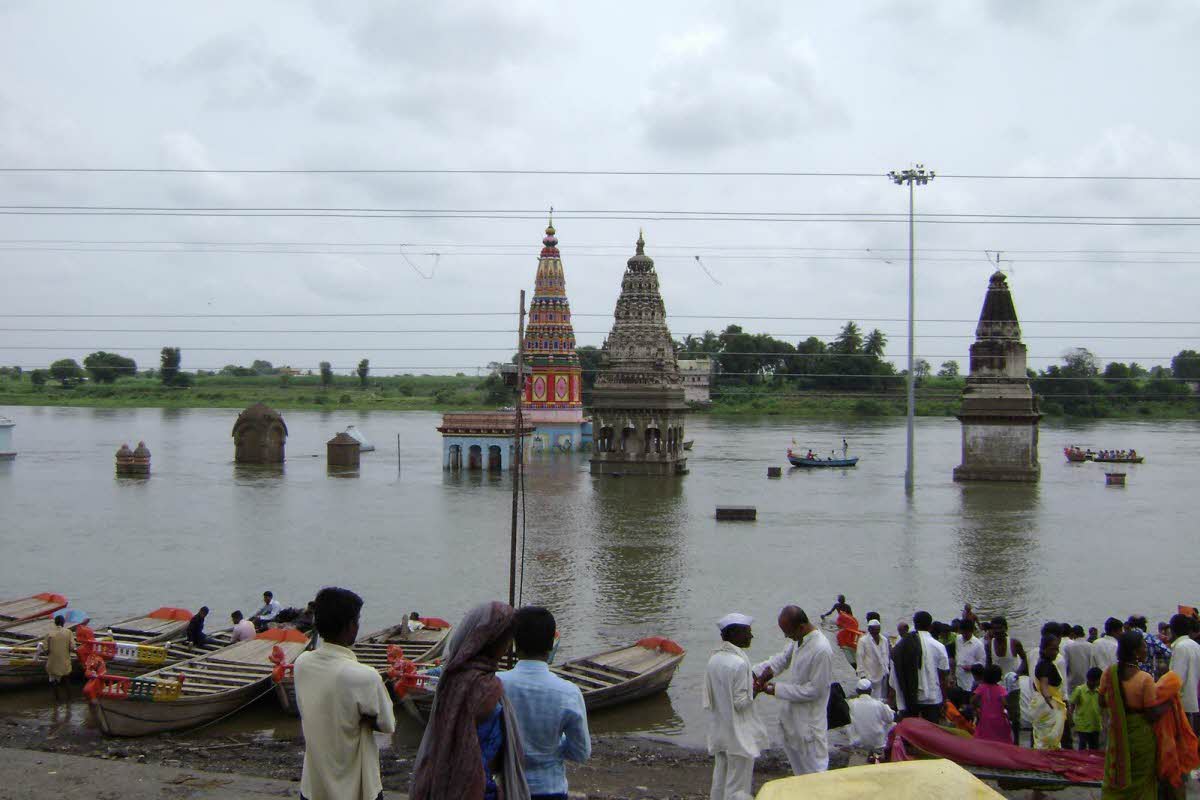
xmin=411 ymin=601 xmax=529 ymax=800
xmin=1101 ymin=631 xmax=1200 ymax=799
xmin=1029 ymin=633 xmax=1067 ymax=749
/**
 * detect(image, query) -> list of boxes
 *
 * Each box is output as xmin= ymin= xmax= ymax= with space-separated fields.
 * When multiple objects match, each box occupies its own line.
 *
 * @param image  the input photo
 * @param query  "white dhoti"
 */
xmin=780 ymin=727 xmax=828 ymax=775
xmin=871 ymin=676 xmax=888 ymax=701
xmin=709 ymin=751 xmax=754 ymax=800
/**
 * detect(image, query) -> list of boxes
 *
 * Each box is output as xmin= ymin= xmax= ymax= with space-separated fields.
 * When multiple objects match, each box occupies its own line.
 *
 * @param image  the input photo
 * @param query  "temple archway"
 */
xmin=448 ymin=444 xmax=462 ymax=470
xmin=488 ymin=445 xmax=503 ymax=471
xmin=468 ymin=445 xmax=483 ymax=470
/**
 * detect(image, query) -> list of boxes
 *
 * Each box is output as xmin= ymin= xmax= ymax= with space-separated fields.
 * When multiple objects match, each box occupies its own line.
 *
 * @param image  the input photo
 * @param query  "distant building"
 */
xmin=677 ymin=358 xmax=714 ymax=404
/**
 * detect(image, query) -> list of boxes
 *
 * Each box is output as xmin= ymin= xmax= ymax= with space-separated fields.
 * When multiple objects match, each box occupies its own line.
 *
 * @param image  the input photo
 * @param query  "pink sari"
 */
xmin=973 ymin=683 xmax=1012 ymax=744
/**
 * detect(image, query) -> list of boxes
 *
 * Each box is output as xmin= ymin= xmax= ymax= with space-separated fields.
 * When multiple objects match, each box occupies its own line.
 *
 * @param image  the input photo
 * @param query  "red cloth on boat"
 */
xmin=887 ymin=717 xmax=1104 ymax=784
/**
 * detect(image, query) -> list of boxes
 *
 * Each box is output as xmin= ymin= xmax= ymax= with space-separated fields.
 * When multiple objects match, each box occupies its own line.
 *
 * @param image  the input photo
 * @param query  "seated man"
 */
xmin=498 ymin=606 xmax=591 ymax=800
xmin=230 ymin=610 xmax=256 ymax=643
xmin=186 ymin=606 xmax=210 ymax=647
xmin=250 ymin=590 xmax=282 ymax=631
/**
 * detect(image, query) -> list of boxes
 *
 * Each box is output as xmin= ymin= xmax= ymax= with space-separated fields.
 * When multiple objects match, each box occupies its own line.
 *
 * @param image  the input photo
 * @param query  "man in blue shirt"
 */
xmin=498 ymin=606 xmax=591 ymax=800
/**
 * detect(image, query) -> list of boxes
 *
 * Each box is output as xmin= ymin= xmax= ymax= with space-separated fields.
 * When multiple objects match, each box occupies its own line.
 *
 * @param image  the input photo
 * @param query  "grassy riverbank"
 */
xmin=1 ymin=373 xmax=1198 ymax=418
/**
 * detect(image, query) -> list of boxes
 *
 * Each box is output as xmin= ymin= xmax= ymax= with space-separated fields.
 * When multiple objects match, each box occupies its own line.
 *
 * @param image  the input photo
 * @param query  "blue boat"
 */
xmin=787 ymin=449 xmax=859 ymax=468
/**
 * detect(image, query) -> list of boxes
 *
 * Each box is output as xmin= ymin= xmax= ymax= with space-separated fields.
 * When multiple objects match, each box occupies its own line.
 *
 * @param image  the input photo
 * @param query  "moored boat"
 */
xmin=89 ymin=628 xmax=309 ymax=737
xmin=80 ymin=608 xmax=234 ymax=678
xmin=94 ymin=607 xmax=194 ymax=646
xmin=399 ymin=636 xmax=685 ymax=722
xmin=0 ymin=608 xmax=90 ymax=688
xmin=274 ymin=616 xmax=451 ymax=715
xmin=0 ymin=593 xmax=68 ymax=626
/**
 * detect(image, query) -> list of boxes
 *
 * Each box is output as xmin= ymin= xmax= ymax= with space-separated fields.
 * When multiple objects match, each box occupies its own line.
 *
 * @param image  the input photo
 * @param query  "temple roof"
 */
xmin=974 ymin=270 xmax=1022 ymax=341
xmin=524 ymin=219 xmax=580 ymax=368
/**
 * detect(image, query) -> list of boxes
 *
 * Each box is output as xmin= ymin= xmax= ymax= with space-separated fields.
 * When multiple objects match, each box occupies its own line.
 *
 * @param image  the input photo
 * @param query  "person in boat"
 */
xmin=251 ymin=590 xmax=282 ymax=631
xmin=411 ymin=601 xmax=528 ymax=800
xmin=407 ymin=611 xmax=425 ymax=632
xmin=856 ymin=616 xmax=891 ymax=702
xmin=186 ymin=606 xmax=210 ymax=647
xmin=806 ymin=449 xmax=815 ymax=460
xmin=498 ymin=606 xmax=590 ymax=800
xmin=1167 ymin=613 xmax=1200 ymax=737
xmin=1030 ymin=633 xmax=1067 ymax=750
xmin=842 ymin=438 xmax=849 ymax=459
xmin=891 ymin=611 xmax=949 ymax=723
xmin=41 ymin=614 xmax=75 ymax=702
xmin=230 ymin=610 xmax=255 ymax=643
xmin=754 ymin=605 xmax=834 ymax=775
xmin=702 ymin=612 xmax=768 ymax=800
xmin=295 ymin=586 xmax=395 ymax=800
xmin=1100 ymin=630 xmax=1200 ymax=798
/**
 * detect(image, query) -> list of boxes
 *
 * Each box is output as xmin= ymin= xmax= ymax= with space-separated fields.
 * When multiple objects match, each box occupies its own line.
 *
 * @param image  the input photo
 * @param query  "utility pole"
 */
xmin=509 ymin=290 xmax=526 ymax=608
xmin=888 ymin=164 xmax=935 ymax=494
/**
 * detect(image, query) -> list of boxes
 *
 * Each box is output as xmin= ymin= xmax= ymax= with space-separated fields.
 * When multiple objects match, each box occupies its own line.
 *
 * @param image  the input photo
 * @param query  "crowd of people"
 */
xmin=701 ymin=595 xmax=1200 ymax=800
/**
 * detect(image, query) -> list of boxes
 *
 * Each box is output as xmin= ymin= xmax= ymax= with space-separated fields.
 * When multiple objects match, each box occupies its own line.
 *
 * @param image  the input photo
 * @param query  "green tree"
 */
xmin=938 ymin=360 xmax=960 ymax=378
xmin=1061 ymin=347 xmax=1099 ymax=378
xmin=913 ymin=359 xmax=932 ymax=380
xmin=251 ymin=359 xmax=276 ymax=376
xmin=160 ymin=347 xmax=181 ymax=385
xmin=1171 ymin=350 xmax=1200 ymax=381
xmin=84 ymin=351 xmax=138 ymax=384
xmin=479 ymin=372 xmax=512 ymax=406
xmin=863 ymin=329 xmax=888 ymax=358
xmin=831 ymin=321 xmax=863 ymax=355
xmin=356 ymin=358 xmax=370 ymax=388
xmin=319 ymin=361 xmax=333 ymax=388
xmin=576 ymin=345 xmax=602 ymax=390
xmin=49 ymin=358 xmax=84 ymax=387
xmin=30 ymin=369 xmax=47 ymax=388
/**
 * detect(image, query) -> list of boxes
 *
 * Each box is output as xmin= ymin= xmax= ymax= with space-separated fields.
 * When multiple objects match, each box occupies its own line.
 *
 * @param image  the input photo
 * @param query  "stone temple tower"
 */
xmin=589 ymin=232 xmax=688 ymax=476
xmin=953 ymin=271 xmax=1041 ymax=482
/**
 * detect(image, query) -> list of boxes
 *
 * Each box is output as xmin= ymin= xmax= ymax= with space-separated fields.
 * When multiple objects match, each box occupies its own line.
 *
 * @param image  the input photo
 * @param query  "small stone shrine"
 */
xmin=232 ymin=403 xmax=288 ymax=464
xmin=115 ymin=441 xmax=151 ymax=476
xmin=326 ymin=432 xmax=360 ymax=470
xmin=953 ymin=271 xmax=1041 ymax=482
xmin=589 ymin=232 xmax=688 ymax=476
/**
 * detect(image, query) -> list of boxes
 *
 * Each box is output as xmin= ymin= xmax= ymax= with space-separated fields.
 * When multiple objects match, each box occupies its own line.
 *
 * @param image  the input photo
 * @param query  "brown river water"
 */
xmin=0 ymin=406 xmax=1195 ymax=747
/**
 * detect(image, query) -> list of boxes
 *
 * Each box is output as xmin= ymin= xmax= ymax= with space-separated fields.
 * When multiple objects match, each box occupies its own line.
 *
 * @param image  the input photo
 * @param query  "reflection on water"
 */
xmin=2 ymin=407 xmax=1197 ymax=746
xmin=955 ymin=483 xmax=1042 ymax=627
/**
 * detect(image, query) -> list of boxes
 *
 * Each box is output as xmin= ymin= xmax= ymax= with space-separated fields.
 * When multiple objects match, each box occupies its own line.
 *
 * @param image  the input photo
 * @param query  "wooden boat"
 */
xmin=0 ymin=593 xmax=68 ymax=626
xmin=1063 ymin=446 xmax=1095 ymax=462
xmin=0 ymin=608 xmax=89 ymax=688
xmin=682 ymin=440 xmax=694 ymax=451
xmin=1093 ymin=453 xmax=1144 ymax=464
xmin=787 ymin=450 xmax=859 ymax=468
xmin=89 ymin=628 xmax=308 ymax=737
xmin=274 ymin=616 xmax=452 ymax=715
xmin=80 ymin=607 xmax=234 ymax=678
xmin=400 ymin=637 xmax=685 ymax=722
xmin=95 ymin=607 xmax=194 ymax=646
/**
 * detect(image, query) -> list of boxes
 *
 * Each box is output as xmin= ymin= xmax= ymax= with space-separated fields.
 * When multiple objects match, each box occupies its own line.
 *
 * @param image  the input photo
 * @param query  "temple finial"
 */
xmin=636 ymin=228 xmax=645 ymax=255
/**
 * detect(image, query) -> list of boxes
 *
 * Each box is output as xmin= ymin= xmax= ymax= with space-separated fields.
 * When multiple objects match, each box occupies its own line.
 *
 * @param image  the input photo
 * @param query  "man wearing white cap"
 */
xmin=855 ymin=616 xmax=891 ymax=702
xmin=754 ymin=605 xmax=834 ymax=776
xmin=703 ymin=613 xmax=768 ymax=800
xmin=847 ymin=677 xmax=895 ymax=758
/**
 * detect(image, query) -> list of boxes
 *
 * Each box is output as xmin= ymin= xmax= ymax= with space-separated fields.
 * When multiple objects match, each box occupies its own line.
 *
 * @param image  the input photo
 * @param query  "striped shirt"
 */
xmin=497 ymin=659 xmax=591 ymax=795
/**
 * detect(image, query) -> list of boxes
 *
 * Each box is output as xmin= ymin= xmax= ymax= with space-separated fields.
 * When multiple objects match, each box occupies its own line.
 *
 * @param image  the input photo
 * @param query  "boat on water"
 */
xmin=274 ymin=616 xmax=452 ymax=715
xmin=1063 ymin=446 xmax=1095 ymax=462
xmin=89 ymin=628 xmax=309 ymax=737
xmin=1064 ymin=445 xmax=1143 ymax=464
xmin=344 ymin=425 xmax=375 ymax=452
xmin=399 ymin=636 xmax=686 ymax=722
xmin=0 ymin=608 xmax=90 ymax=688
xmin=0 ymin=593 xmax=68 ymax=626
xmin=787 ymin=448 xmax=858 ymax=468
xmin=682 ymin=440 xmax=694 ymax=451
xmin=79 ymin=608 xmax=234 ymax=678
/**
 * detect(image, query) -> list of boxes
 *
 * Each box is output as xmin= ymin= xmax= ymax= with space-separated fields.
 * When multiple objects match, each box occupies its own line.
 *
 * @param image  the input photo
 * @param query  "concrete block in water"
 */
xmin=716 ymin=506 xmax=756 ymax=521
xmin=767 ymin=467 xmax=782 ymax=478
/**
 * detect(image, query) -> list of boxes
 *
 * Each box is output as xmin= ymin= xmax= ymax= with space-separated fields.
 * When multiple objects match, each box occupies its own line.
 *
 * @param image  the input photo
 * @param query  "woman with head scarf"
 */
xmin=411 ymin=601 xmax=529 ymax=800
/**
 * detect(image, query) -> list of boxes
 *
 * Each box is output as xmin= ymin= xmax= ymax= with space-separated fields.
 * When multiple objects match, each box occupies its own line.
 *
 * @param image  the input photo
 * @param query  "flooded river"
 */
xmin=0 ymin=405 xmax=1195 ymax=746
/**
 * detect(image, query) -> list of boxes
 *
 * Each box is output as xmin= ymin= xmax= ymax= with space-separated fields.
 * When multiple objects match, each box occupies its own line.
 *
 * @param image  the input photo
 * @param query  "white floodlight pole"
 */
xmin=888 ymin=165 xmax=934 ymax=494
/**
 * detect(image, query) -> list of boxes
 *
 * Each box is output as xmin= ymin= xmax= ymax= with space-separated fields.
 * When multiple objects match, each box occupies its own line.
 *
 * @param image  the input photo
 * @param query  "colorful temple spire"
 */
xmin=522 ymin=219 xmax=582 ymax=410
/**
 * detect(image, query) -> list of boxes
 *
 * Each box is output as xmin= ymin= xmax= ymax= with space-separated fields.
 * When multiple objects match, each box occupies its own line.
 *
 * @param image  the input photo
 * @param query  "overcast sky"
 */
xmin=1 ymin=1 xmax=1198 ymax=375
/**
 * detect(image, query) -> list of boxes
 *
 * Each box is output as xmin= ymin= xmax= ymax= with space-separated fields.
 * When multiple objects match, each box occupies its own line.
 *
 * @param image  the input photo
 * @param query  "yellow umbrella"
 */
xmin=756 ymin=759 xmax=1004 ymax=799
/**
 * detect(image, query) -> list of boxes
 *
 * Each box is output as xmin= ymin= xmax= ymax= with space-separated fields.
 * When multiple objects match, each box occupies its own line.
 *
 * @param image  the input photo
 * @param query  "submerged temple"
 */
xmin=522 ymin=221 xmax=589 ymax=452
xmin=953 ymin=271 xmax=1041 ymax=482
xmin=589 ymin=232 xmax=688 ymax=476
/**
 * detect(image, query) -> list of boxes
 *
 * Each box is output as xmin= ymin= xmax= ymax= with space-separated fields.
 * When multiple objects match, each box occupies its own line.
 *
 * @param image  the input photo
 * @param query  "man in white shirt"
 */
xmin=251 ymin=590 xmax=282 ymax=631
xmin=855 ymin=617 xmax=890 ymax=701
xmin=754 ymin=605 xmax=834 ymax=776
xmin=1169 ymin=613 xmax=1200 ymax=734
xmin=1091 ymin=617 xmax=1123 ymax=672
xmin=954 ymin=618 xmax=986 ymax=694
xmin=294 ymin=586 xmax=395 ymax=800
xmin=703 ymin=613 xmax=769 ymax=800
xmin=1061 ymin=625 xmax=1093 ymax=695
xmin=847 ymin=678 xmax=895 ymax=756
xmin=229 ymin=610 xmax=256 ymax=643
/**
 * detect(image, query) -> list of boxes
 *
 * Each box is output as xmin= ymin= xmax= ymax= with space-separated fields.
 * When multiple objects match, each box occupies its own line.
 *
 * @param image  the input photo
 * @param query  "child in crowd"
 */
xmin=1067 ymin=667 xmax=1103 ymax=750
xmin=972 ymin=664 xmax=1012 ymax=743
